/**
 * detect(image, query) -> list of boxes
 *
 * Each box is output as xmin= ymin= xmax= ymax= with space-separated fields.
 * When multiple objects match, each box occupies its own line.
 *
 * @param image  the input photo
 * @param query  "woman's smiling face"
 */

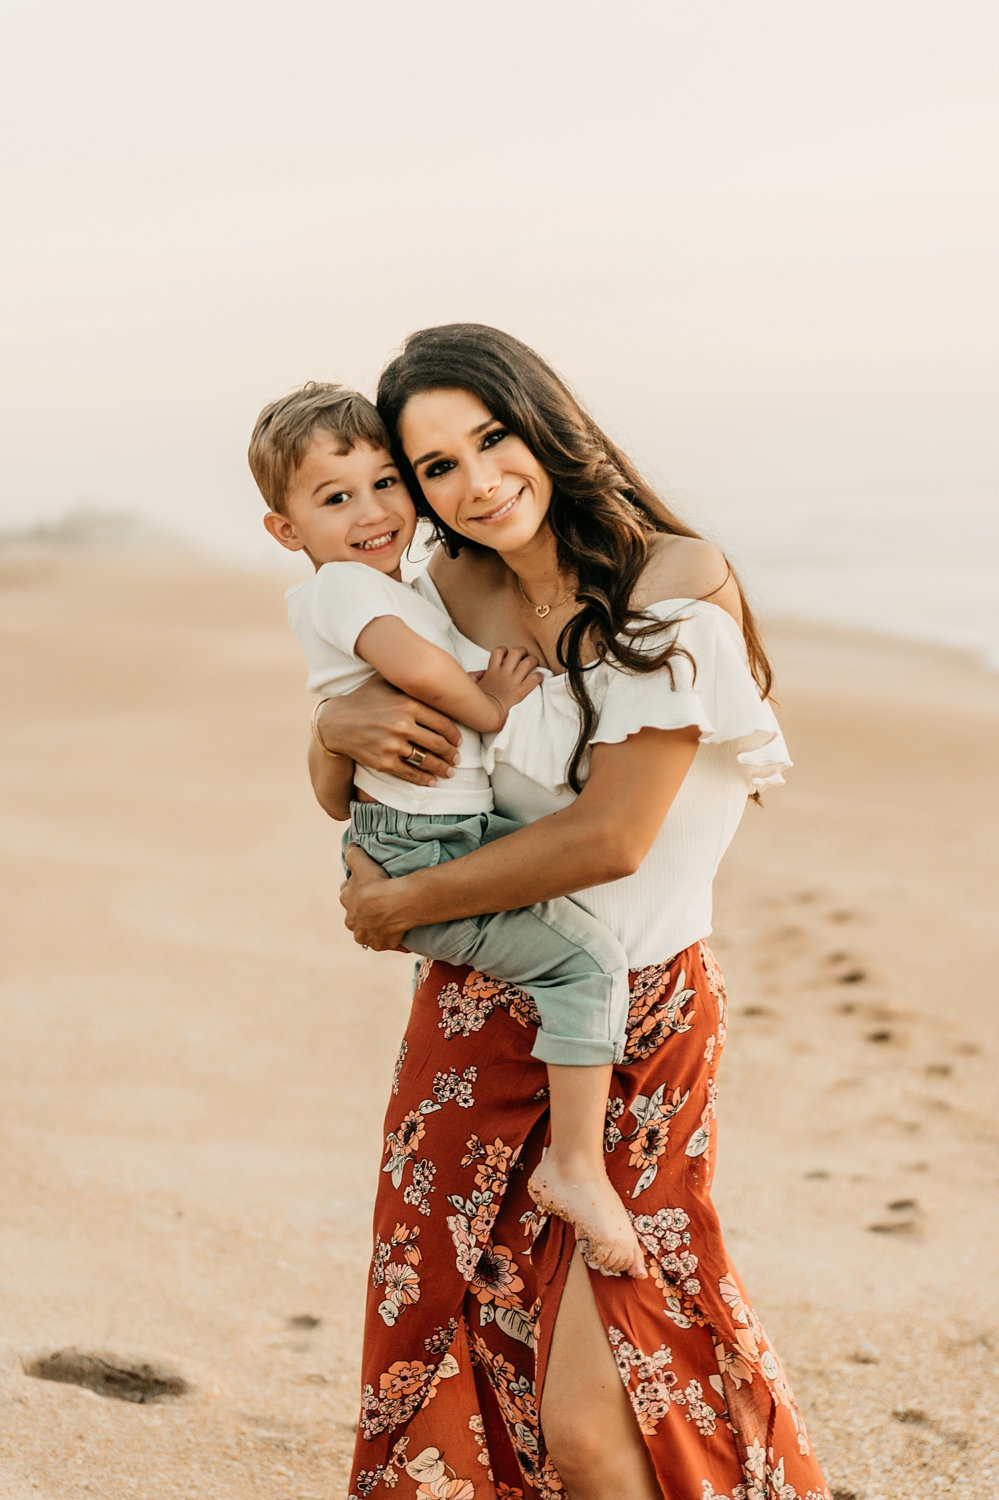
xmin=399 ymin=388 xmax=554 ymax=553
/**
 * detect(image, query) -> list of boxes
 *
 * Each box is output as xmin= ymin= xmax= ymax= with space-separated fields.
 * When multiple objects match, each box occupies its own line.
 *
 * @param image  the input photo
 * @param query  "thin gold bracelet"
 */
xmin=310 ymin=698 xmax=344 ymax=759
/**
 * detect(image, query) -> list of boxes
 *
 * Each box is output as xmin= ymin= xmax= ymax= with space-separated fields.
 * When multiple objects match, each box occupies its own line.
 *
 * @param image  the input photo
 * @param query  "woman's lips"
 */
xmin=469 ymin=488 xmax=522 ymax=525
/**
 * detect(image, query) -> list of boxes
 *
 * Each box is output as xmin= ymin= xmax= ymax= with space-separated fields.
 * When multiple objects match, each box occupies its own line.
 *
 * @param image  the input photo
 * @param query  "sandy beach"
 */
xmin=1 ymin=547 xmax=997 ymax=1500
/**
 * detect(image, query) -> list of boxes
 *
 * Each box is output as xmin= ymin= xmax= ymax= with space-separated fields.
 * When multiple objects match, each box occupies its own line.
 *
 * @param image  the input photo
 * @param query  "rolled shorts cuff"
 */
xmin=402 ymin=919 xmax=483 ymax=964
xmin=530 ymin=1032 xmax=624 ymax=1067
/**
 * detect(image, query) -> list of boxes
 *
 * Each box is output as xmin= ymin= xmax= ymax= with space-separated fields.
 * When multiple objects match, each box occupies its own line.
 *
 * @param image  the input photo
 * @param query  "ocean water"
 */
xmin=711 ymin=491 xmax=999 ymax=671
xmin=401 ymin=488 xmax=999 ymax=669
xmin=8 ymin=491 xmax=997 ymax=671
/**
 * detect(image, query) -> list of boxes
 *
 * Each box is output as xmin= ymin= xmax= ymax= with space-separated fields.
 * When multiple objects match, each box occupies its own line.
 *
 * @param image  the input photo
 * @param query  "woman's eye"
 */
xmin=323 ymin=491 xmax=349 ymax=506
xmin=482 ymin=427 xmax=508 ymax=449
xmin=423 ymin=458 xmax=455 ymax=480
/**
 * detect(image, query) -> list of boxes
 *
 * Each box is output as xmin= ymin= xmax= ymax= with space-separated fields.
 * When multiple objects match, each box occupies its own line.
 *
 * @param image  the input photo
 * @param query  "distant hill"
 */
xmin=0 ymin=505 xmax=190 ymax=551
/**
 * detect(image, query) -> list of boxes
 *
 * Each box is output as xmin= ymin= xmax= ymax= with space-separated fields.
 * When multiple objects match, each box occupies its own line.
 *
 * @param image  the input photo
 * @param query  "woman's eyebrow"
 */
xmin=413 ymin=418 xmax=495 ymax=469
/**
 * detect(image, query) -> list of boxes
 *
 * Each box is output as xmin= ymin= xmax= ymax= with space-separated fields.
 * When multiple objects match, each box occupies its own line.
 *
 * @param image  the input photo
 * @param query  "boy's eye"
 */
xmin=482 ymin=426 xmax=508 ymax=449
xmin=323 ymin=491 xmax=350 ymax=506
xmin=374 ymin=475 xmax=398 ymax=490
xmin=423 ymin=458 xmax=455 ymax=480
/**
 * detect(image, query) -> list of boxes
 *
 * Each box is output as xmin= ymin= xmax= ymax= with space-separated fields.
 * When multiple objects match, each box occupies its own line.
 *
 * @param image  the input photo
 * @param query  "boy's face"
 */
xmin=264 ymin=435 xmax=416 ymax=577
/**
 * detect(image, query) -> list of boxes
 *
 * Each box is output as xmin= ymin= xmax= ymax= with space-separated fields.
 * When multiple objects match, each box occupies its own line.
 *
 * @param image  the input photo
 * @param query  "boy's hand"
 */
xmin=476 ymin=647 xmax=543 ymax=721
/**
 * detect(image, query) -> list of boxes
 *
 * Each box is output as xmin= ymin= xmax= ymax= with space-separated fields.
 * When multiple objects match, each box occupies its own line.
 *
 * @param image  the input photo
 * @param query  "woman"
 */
xmin=312 ymin=326 xmax=830 ymax=1500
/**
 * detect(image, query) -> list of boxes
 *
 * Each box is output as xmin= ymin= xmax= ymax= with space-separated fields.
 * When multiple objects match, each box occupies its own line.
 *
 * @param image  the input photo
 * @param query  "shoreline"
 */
xmin=1 ymin=549 xmax=996 ymax=1499
xmin=765 ymin=610 xmax=999 ymax=715
xmin=5 ymin=532 xmax=999 ymax=685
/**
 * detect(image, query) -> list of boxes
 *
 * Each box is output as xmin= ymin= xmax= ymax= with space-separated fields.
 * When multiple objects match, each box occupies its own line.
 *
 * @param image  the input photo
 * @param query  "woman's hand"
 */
xmin=316 ymin=677 xmax=460 ymax=787
xmin=340 ymin=844 xmax=413 ymax=951
xmin=338 ymin=725 xmax=702 ymax=932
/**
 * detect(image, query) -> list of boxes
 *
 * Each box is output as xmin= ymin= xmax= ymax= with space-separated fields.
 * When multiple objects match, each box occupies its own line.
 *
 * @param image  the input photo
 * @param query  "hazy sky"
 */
xmin=2 ymin=0 xmax=996 ymax=563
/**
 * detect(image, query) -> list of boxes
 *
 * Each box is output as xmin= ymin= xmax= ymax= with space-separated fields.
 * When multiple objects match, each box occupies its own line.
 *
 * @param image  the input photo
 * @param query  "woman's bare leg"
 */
xmin=540 ymin=1248 xmax=663 ymax=1500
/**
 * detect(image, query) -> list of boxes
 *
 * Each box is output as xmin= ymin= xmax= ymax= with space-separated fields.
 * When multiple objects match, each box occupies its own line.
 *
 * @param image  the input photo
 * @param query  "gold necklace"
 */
xmin=516 ymin=575 xmax=575 ymax=619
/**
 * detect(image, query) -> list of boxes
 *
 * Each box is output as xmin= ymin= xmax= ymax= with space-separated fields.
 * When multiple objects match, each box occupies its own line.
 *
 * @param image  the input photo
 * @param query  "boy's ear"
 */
xmin=263 ymin=509 xmax=306 ymax=552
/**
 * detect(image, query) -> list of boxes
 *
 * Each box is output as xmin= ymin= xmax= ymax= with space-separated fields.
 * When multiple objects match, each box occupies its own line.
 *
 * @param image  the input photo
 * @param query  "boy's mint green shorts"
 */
xmin=347 ymin=801 xmax=630 ymax=1066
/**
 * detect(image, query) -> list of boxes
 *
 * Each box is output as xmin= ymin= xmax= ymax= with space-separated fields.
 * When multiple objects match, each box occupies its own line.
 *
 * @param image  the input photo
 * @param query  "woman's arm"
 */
xmin=307 ymin=736 xmax=356 ymax=821
xmin=340 ymin=723 xmax=701 ymax=949
xmin=308 ymin=678 xmax=464 ymax=817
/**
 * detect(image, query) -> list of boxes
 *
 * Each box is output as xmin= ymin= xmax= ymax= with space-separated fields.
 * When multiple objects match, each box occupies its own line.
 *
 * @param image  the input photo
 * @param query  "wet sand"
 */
xmin=1 ymin=549 xmax=997 ymax=1499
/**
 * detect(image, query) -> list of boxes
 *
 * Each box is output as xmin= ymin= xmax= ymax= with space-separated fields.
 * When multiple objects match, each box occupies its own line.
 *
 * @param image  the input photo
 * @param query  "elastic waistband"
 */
xmin=350 ymin=801 xmax=484 ymax=836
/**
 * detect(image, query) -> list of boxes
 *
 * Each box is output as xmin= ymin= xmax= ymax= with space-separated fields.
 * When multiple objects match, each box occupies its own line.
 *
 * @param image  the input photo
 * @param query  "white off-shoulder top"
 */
xmin=413 ymin=572 xmax=791 ymax=968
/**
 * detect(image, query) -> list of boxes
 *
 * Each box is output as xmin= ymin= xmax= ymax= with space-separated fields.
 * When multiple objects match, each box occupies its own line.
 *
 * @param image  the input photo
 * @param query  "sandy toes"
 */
xmin=527 ymin=1160 xmax=647 ymax=1277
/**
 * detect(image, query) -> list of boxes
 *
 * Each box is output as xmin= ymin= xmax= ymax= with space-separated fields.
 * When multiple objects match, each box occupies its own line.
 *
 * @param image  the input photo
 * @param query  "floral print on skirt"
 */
xmin=348 ymin=943 xmax=830 ymax=1500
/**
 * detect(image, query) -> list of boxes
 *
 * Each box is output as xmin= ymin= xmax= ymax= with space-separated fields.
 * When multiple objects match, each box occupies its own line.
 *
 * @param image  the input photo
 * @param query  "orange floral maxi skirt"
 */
xmin=347 ymin=943 xmax=830 ymax=1500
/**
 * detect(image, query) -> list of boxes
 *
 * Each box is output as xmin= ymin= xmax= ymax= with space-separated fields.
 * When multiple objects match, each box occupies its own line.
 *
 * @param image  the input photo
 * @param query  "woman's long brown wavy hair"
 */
xmin=377 ymin=324 xmax=772 ymax=793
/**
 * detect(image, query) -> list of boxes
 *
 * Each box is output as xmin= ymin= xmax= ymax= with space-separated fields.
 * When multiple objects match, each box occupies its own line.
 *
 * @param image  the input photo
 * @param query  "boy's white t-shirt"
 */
xmin=286 ymin=560 xmax=493 ymax=815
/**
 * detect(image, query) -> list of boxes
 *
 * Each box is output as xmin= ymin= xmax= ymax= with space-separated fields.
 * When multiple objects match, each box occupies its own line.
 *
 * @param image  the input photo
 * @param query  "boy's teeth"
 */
xmin=358 ymin=532 xmax=394 ymax=549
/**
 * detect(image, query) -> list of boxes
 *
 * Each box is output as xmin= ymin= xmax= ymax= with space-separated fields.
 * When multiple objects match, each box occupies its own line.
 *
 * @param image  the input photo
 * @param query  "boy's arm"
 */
xmin=355 ymin=616 xmax=540 ymax=732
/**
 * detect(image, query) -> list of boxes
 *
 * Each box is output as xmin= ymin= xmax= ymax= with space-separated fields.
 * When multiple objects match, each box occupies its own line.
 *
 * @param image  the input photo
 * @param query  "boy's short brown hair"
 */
xmin=248 ymin=382 xmax=390 ymax=514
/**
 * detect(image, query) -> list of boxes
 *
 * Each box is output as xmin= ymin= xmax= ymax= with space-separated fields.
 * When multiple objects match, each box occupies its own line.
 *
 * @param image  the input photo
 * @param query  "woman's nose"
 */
xmin=466 ymin=454 xmax=500 ymax=501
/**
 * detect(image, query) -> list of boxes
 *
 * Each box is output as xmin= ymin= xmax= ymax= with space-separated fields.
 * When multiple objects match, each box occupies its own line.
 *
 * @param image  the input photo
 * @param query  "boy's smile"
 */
xmin=264 ymin=436 xmax=416 ymax=577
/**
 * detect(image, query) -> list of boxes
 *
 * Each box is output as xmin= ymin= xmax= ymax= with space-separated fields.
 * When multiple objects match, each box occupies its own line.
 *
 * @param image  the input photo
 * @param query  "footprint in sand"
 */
xmin=867 ymin=1197 xmax=921 ymax=1237
xmin=822 ymin=947 xmax=869 ymax=985
xmin=287 ymin=1314 xmax=322 ymax=1330
xmin=828 ymin=994 xmax=907 ymax=1044
xmin=821 ymin=934 xmax=871 ymax=991
xmin=23 ymin=1349 xmax=189 ymax=1403
xmin=282 ymin=1313 xmax=323 ymax=1353
xmin=891 ymin=1407 xmax=969 ymax=1448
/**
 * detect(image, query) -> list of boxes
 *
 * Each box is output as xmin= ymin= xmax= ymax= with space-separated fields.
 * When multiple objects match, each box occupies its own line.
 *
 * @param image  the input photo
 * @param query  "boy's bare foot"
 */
xmin=528 ymin=1159 xmax=647 ymax=1278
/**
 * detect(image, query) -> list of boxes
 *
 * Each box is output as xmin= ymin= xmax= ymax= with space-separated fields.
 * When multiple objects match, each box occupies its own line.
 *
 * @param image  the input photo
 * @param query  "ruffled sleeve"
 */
xmin=483 ymin=599 xmax=790 ymax=797
xmin=588 ymin=600 xmax=791 ymax=793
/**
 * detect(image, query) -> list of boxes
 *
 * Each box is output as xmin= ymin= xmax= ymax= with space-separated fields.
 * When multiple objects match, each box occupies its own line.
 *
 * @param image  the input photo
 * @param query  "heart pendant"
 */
xmin=535 ymin=604 xmax=551 ymax=618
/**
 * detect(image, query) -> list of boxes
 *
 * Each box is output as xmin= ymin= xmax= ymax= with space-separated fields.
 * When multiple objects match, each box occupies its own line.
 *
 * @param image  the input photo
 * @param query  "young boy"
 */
xmin=249 ymin=381 xmax=645 ymax=1278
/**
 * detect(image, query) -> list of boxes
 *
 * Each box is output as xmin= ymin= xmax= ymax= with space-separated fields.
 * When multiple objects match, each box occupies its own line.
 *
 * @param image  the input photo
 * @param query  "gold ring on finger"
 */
xmin=402 ymin=742 xmax=426 ymax=768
